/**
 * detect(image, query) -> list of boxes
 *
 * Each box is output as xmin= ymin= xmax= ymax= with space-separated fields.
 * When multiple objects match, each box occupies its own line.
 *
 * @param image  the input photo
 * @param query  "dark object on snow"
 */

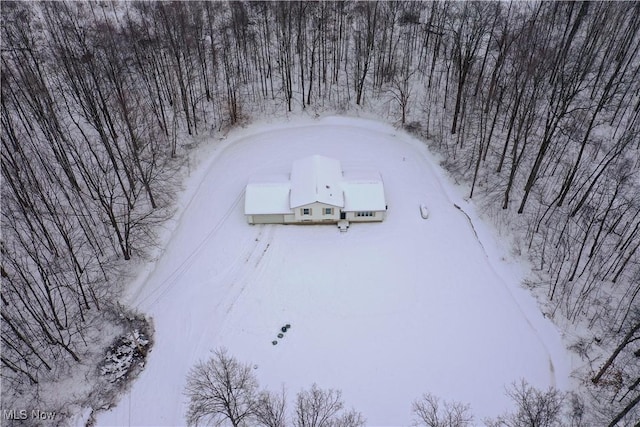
xmin=281 ymin=326 xmax=287 ymax=333
xmin=272 ymin=341 xmax=278 ymax=345
xmin=420 ymin=204 xmax=429 ymax=219
xmin=285 ymin=323 xmax=291 ymax=329
xmin=277 ymin=333 xmax=284 ymax=339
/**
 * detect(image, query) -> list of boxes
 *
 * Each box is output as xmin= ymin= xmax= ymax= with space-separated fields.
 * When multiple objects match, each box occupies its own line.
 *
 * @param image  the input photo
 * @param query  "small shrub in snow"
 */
xmin=403 ymin=121 xmax=424 ymax=137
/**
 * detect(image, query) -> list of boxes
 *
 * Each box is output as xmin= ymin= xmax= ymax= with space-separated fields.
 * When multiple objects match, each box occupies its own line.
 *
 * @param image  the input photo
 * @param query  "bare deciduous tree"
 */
xmin=254 ymin=386 xmax=287 ymax=427
xmin=184 ymin=348 xmax=258 ymax=427
xmin=183 ymin=352 xmax=364 ymax=427
xmin=486 ymin=380 xmax=565 ymax=427
xmin=412 ymin=392 xmax=473 ymax=427
xmin=294 ymin=383 xmax=365 ymax=427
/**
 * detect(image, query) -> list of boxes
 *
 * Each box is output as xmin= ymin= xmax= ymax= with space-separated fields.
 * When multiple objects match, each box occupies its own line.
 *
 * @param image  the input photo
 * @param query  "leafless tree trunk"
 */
xmin=184 ymin=348 xmax=259 ymax=427
xmin=294 ymin=383 xmax=365 ymax=427
xmin=412 ymin=393 xmax=473 ymax=427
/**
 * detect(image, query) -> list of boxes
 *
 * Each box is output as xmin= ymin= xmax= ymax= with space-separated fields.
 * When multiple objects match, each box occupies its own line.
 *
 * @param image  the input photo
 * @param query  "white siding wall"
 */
xmin=293 ymin=202 xmax=340 ymax=223
xmin=345 ymin=210 xmax=385 ymax=222
xmin=247 ymin=207 xmax=385 ymax=224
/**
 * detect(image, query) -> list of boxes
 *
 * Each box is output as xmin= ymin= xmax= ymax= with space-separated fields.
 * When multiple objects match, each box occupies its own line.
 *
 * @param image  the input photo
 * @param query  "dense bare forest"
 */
xmin=1 ymin=1 xmax=639 ymax=424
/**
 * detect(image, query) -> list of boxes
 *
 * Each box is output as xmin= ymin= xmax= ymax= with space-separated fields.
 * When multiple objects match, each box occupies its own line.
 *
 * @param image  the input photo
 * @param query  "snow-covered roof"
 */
xmin=245 ymin=156 xmax=385 ymax=215
xmin=341 ymin=171 xmax=386 ymax=211
xmin=290 ymin=155 xmax=345 ymax=208
xmin=244 ymin=182 xmax=291 ymax=215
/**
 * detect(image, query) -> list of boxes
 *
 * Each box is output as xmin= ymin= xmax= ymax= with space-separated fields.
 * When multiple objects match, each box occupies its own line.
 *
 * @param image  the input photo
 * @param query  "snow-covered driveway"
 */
xmin=98 ymin=116 xmax=569 ymax=426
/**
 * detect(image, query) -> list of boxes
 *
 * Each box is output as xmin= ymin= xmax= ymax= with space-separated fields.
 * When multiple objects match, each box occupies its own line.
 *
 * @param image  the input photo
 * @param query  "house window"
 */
xmin=356 ymin=211 xmax=374 ymax=217
xmin=301 ymin=208 xmax=312 ymax=216
xmin=324 ymin=207 xmax=334 ymax=215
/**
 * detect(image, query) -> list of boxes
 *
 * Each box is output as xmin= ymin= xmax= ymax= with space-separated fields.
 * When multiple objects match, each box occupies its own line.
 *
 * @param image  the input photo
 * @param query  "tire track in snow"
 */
xmin=220 ymin=224 xmax=276 ymax=316
xmin=453 ymin=202 xmax=558 ymax=388
xmin=124 ymin=134 xmax=240 ymax=306
xmin=193 ymin=224 xmax=276 ymax=357
xmin=402 ymin=133 xmax=559 ymax=389
xmin=137 ymin=190 xmax=245 ymax=309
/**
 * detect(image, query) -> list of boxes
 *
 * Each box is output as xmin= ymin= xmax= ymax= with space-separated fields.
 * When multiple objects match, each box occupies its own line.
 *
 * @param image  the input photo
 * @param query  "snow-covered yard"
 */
xmin=97 ymin=116 xmax=570 ymax=426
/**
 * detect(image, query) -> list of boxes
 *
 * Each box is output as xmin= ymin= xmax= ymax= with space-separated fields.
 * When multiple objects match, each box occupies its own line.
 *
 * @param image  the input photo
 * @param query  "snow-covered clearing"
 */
xmin=97 ymin=116 xmax=570 ymax=426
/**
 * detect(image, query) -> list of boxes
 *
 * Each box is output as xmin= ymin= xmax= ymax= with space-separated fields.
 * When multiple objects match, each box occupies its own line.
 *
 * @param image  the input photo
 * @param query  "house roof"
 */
xmin=341 ymin=171 xmax=386 ymax=212
xmin=244 ymin=182 xmax=291 ymax=215
xmin=289 ymin=155 xmax=345 ymax=208
xmin=244 ymin=156 xmax=386 ymax=216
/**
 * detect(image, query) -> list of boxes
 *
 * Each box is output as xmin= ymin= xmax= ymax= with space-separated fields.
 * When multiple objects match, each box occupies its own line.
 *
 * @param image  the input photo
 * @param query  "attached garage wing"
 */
xmin=249 ymin=214 xmax=285 ymax=224
xmin=244 ymin=182 xmax=292 ymax=224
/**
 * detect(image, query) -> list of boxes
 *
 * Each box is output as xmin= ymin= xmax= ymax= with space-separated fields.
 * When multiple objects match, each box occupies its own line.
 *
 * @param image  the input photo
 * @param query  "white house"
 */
xmin=244 ymin=155 xmax=386 ymax=225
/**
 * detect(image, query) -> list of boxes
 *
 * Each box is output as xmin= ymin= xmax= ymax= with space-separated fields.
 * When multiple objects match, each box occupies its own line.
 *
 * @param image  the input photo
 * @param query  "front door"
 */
xmin=340 ymin=211 xmax=346 ymax=220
